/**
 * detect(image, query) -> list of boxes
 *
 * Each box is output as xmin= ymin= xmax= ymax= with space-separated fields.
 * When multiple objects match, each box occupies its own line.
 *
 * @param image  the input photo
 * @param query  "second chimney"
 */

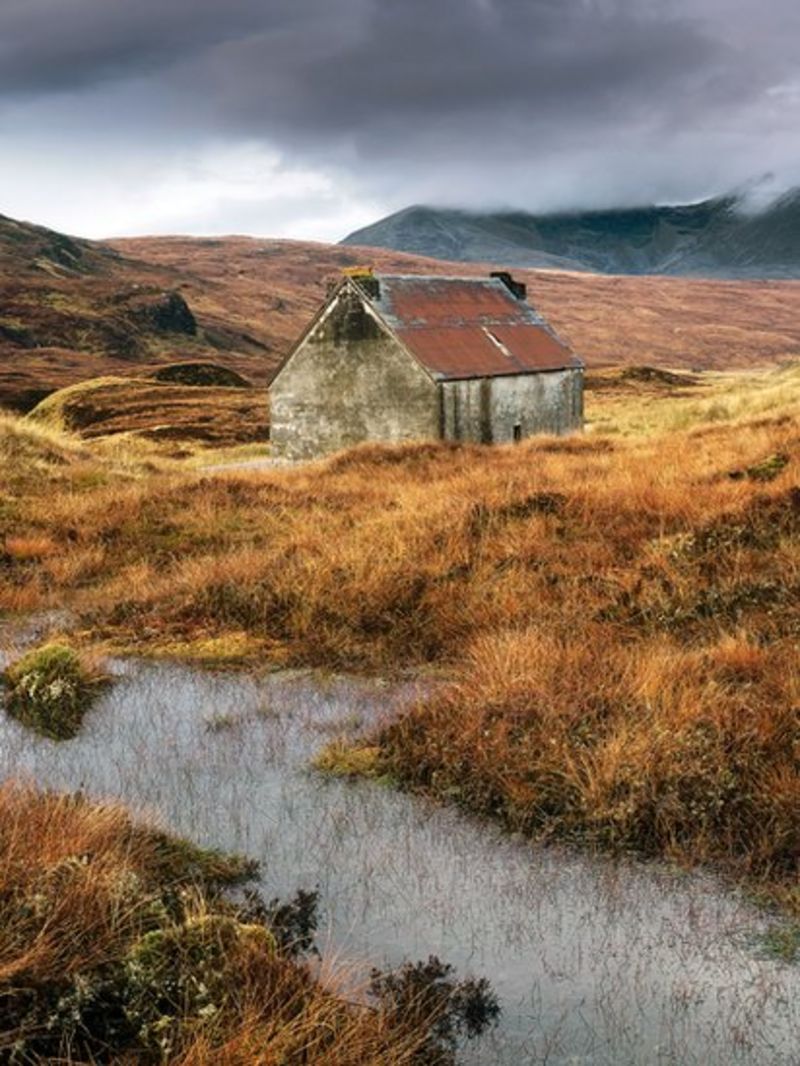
xmin=490 ymin=271 xmax=527 ymax=301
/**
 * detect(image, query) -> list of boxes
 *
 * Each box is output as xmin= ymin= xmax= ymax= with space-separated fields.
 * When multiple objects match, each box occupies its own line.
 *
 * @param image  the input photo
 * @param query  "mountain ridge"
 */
xmin=342 ymin=191 xmax=800 ymax=279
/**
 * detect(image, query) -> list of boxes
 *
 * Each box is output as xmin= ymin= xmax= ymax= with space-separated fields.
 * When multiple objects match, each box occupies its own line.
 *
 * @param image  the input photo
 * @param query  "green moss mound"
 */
xmin=122 ymin=914 xmax=277 ymax=1056
xmin=2 ymin=642 xmax=107 ymax=740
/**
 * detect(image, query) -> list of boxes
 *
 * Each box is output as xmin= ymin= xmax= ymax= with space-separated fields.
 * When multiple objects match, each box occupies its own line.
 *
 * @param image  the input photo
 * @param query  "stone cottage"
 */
xmin=269 ymin=270 xmax=583 ymax=460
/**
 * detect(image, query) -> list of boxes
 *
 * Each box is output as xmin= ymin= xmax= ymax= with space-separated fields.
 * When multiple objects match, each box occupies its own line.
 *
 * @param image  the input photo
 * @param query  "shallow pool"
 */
xmin=0 ymin=651 xmax=796 ymax=1064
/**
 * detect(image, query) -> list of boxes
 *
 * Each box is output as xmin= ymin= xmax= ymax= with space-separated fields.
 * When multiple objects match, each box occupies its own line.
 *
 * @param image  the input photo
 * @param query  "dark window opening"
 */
xmin=512 ymin=423 xmax=522 ymax=443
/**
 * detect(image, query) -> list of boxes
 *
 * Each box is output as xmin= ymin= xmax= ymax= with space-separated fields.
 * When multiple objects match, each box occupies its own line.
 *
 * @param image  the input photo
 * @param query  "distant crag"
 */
xmin=342 ymin=190 xmax=800 ymax=279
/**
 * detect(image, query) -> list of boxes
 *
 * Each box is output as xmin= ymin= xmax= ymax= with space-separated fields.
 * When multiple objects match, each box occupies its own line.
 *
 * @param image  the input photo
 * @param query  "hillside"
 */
xmin=114 ymin=235 xmax=800 ymax=374
xmin=1 ymin=212 xmax=799 ymax=413
xmin=342 ymin=190 xmax=800 ymax=279
xmin=0 ymin=215 xmax=275 ymax=411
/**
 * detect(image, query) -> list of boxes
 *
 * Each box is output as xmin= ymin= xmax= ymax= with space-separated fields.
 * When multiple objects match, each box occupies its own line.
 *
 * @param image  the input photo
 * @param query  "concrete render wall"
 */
xmin=441 ymin=369 xmax=583 ymax=444
xmin=270 ymin=287 xmax=439 ymax=461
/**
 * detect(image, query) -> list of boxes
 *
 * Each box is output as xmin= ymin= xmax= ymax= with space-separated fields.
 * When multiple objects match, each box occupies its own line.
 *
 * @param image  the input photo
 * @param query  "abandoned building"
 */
xmin=269 ymin=270 xmax=584 ymax=460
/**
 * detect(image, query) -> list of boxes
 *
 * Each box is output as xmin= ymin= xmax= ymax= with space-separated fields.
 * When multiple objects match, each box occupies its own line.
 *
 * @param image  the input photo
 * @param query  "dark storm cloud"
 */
xmin=1 ymin=0 xmax=798 ymax=213
xmin=0 ymin=1 xmax=732 ymax=120
xmin=0 ymin=0 xmax=274 ymax=93
xmin=211 ymin=2 xmax=718 ymax=132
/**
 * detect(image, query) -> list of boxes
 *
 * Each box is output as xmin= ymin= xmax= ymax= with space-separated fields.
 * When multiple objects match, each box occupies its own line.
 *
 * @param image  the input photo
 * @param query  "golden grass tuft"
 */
xmin=312 ymin=740 xmax=384 ymax=779
xmin=0 ymin=411 xmax=86 ymax=472
xmin=4 ymin=533 xmax=59 ymax=560
xmin=588 ymin=361 xmax=800 ymax=436
xmin=379 ymin=628 xmax=798 ymax=889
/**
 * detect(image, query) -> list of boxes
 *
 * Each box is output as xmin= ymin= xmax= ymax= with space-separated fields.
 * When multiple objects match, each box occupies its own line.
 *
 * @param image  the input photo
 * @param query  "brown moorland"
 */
xmin=114 ymin=234 xmax=800 ymax=375
xmin=0 ymin=214 xmax=273 ymax=412
xmin=1 ymin=366 xmax=798 ymax=910
xmin=2 ymin=209 xmax=798 ymax=412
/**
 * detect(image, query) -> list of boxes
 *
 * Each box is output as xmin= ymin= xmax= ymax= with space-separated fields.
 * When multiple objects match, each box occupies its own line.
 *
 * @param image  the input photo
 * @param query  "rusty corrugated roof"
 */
xmin=366 ymin=275 xmax=581 ymax=380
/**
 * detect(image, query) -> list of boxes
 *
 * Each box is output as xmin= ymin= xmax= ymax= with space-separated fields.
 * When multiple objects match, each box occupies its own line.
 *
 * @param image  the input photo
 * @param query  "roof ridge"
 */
xmin=372 ymin=273 xmax=508 ymax=282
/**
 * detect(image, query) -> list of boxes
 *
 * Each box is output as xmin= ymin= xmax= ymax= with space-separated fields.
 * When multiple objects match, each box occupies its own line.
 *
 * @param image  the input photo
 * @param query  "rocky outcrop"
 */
xmin=126 ymin=290 xmax=198 ymax=335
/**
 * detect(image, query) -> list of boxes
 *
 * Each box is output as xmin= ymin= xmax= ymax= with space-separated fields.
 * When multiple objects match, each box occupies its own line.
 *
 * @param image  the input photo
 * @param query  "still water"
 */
xmin=0 ymin=649 xmax=797 ymax=1065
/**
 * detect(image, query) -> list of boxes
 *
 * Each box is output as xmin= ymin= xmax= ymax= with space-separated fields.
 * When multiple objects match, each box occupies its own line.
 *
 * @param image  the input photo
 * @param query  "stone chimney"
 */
xmin=490 ymin=271 xmax=527 ymax=300
xmin=344 ymin=266 xmax=381 ymax=300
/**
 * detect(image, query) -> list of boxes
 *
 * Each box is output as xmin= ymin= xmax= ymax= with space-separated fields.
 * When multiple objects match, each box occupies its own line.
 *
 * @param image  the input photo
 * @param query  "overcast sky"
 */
xmin=0 ymin=0 xmax=797 ymax=240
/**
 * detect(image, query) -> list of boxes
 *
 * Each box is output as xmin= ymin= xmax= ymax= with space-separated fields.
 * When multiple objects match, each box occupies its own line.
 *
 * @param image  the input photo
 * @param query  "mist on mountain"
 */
xmin=343 ymin=189 xmax=800 ymax=279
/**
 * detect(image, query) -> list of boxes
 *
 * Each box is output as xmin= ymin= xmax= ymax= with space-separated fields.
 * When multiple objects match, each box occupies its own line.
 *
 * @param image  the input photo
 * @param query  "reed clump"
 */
xmin=378 ymin=629 xmax=799 ymax=896
xmin=313 ymin=740 xmax=384 ymax=779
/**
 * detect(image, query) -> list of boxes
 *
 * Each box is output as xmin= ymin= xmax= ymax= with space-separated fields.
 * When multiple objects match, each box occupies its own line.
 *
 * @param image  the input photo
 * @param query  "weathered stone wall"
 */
xmin=441 ymin=369 xmax=583 ymax=443
xmin=270 ymin=286 xmax=440 ymax=460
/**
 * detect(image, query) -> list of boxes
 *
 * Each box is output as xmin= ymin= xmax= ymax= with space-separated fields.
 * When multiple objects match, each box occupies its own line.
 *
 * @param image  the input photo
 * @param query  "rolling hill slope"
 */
xmin=0 ymin=215 xmax=272 ymax=410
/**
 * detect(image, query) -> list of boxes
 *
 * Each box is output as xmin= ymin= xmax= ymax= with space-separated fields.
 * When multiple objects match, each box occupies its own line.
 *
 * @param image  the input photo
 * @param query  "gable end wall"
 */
xmin=270 ymin=287 xmax=440 ymax=460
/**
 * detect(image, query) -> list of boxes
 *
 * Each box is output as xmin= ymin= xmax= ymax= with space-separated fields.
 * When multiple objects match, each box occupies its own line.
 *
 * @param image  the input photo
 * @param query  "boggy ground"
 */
xmin=1 ymin=366 xmax=798 ymax=912
xmin=0 ymin=782 xmax=464 ymax=1064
